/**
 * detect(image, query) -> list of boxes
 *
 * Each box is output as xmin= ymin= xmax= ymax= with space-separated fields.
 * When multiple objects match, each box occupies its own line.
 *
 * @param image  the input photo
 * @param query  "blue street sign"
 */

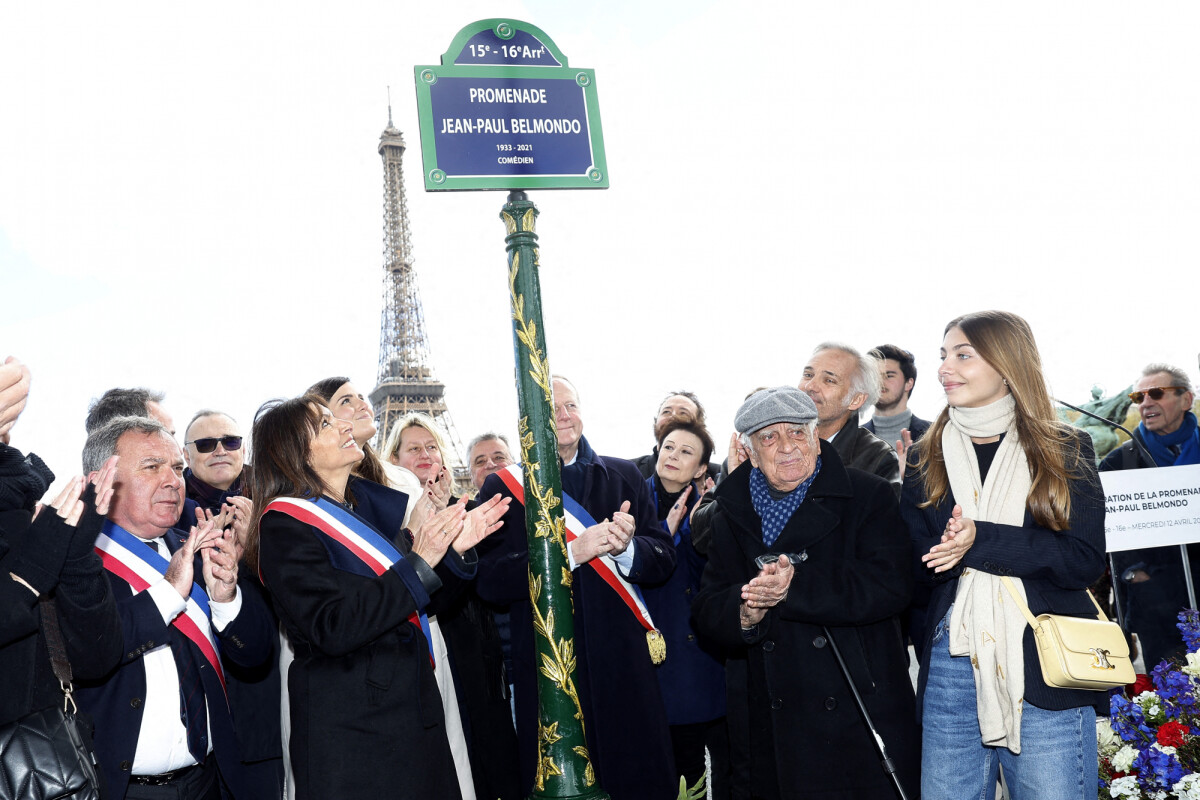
xmin=414 ymin=19 xmax=608 ymax=191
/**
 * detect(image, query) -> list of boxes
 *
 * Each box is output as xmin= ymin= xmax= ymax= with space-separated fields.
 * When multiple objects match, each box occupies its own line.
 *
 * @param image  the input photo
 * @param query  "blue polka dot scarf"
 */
xmin=749 ymin=457 xmax=821 ymax=547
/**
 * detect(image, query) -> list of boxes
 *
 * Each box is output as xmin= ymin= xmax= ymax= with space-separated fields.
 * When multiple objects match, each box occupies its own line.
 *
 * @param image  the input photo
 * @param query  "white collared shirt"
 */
xmin=130 ymin=536 xmax=240 ymax=775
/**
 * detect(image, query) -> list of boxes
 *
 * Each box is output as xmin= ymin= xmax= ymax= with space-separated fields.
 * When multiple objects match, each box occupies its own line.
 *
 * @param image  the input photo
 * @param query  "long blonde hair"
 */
xmin=916 ymin=310 xmax=1081 ymax=530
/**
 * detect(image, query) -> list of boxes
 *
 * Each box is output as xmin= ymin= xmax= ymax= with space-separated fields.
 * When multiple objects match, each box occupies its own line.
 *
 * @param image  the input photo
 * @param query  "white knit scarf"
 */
xmin=943 ymin=394 xmax=1032 ymax=754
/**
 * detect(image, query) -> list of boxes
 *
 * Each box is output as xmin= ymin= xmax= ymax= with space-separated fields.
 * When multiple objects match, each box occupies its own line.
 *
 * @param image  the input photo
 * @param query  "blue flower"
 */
xmin=1111 ymin=693 xmax=1157 ymax=744
xmin=1132 ymin=744 xmax=1186 ymax=791
xmin=1152 ymin=660 xmax=1200 ymax=720
xmin=1179 ymin=609 xmax=1200 ymax=653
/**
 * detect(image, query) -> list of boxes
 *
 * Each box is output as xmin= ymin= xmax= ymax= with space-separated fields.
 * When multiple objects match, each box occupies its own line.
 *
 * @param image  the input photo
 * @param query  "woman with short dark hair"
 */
xmin=641 ymin=418 xmax=730 ymax=797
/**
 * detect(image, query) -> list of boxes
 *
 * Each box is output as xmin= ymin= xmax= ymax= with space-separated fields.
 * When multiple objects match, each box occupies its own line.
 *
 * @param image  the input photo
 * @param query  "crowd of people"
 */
xmin=0 ymin=308 xmax=1197 ymax=800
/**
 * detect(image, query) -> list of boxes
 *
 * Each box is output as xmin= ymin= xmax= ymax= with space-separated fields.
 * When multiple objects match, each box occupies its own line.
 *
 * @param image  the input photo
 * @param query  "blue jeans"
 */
xmin=921 ymin=611 xmax=1097 ymax=800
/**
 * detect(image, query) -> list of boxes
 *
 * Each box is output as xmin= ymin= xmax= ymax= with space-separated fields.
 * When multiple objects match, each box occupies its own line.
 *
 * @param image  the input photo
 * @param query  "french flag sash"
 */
xmin=497 ymin=464 xmax=665 ymax=664
xmin=262 ymin=497 xmax=434 ymax=665
xmin=95 ymin=521 xmax=227 ymax=693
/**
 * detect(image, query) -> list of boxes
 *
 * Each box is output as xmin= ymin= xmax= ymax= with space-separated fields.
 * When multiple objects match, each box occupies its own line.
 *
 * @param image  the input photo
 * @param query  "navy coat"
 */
xmin=476 ymin=438 xmax=679 ymax=800
xmin=77 ymin=527 xmax=275 ymax=800
xmin=903 ymin=429 xmax=1109 ymax=715
xmin=641 ymin=475 xmax=726 ymax=726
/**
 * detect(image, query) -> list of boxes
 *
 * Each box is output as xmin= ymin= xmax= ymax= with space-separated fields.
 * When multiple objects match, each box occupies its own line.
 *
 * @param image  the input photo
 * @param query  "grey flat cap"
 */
xmin=734 ymin=386 xmax=817 ymax=434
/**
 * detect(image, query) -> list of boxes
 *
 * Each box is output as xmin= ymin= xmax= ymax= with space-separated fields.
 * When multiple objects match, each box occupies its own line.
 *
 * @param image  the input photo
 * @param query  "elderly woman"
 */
xmin=642 ymin=418 xmax=730 ymax=797
xmin=692 ymin=386 xmax=919 ymax=800
xmin=248 ymin=396 xmax=507 ymax=799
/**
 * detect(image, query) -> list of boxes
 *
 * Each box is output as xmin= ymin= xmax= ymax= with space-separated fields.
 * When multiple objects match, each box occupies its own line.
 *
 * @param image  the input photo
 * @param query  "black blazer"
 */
xmin=903 ymin=429 xmax=1109 ymax=714
xmin=76 ymin=527 xmax=274 ymax=799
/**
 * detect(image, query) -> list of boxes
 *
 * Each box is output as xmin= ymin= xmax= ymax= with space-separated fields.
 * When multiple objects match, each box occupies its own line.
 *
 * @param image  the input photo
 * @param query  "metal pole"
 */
xmin=501 ymin=191 xmax=609 ymax=800
xmin=1181 ymin=545 xmax=1197 ymax=610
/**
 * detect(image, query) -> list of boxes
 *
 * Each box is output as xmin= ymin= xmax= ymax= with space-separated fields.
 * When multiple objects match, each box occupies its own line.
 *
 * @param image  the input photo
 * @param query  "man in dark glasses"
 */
xmin=182 ymin=411 xmax=246 ymax=508
xmin=1101 ymin=363 xmax=1197 ymax=470
xmin=1100 ymin=362 xmax=1199 ymax=668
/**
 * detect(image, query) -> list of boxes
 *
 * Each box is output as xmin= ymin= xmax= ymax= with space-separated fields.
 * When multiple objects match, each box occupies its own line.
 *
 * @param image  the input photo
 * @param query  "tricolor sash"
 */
xmin=262 ymin=497 xmax=434 ymax=665
xmin=497 ymin=464 xmax=665 ymax=664
xmin=95 ymin=521 xmax=226 ymax=693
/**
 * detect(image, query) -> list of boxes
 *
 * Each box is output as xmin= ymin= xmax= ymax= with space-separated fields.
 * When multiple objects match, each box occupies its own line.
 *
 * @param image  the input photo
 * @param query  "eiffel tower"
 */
xmin=369 ymin=105 xmax=471 ymax=492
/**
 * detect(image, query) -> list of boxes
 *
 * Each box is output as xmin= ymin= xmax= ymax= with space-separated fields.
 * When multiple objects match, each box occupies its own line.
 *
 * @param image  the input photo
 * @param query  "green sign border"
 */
xmin=414 ymin=19 xmax=608 ymax=191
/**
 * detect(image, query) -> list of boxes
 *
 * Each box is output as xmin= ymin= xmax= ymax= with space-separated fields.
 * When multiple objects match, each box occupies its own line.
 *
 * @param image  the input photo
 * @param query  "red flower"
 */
xmin=1128 ymin=673 xmax=1154 ymax=696
xmin=1158 ymin=721 xmax=1191 ymax=748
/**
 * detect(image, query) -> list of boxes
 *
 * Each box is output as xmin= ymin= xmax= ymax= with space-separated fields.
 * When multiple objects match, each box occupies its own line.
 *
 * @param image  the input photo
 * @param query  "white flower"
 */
xmin=1183 ymin=652 xmax=1200 ymax=677
xmin=1175 ymin=773 xmax=1200 ymax=800
xmin=1111 ymin=744 xmax=1139 ymax=772
xmin=1098 ymin=717 xmax=1120 ymax=753
xmin=1109 ymin=775 xmax=1142 ymax=798
xmin=1135 ymin=691 xmax=1163 ymax=717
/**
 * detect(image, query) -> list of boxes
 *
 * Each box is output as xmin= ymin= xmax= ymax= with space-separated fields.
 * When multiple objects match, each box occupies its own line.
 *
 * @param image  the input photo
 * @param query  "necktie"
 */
xmin=151 ymin=538 xmax=209 ymax=762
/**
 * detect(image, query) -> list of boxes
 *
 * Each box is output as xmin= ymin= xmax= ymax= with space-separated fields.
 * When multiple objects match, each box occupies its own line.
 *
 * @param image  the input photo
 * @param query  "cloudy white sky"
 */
xmin=2 ymin=1 xmax=1196 ymax=491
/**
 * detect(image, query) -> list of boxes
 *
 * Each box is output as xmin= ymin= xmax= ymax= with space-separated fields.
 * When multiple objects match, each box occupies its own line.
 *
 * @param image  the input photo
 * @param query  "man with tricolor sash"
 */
xmin=76 ymin=416 xmax=273 ymax=800
xmin=476 ymin=376 xmax=679 ymax=800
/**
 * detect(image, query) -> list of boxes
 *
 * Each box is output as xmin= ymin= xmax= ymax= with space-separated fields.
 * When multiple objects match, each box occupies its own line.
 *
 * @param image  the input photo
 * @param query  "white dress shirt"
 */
xmin=130 ymin=536 xmax=240 ymax=774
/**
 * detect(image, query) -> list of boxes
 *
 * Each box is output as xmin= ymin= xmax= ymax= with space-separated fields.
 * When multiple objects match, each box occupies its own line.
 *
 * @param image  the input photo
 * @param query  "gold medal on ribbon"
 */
xmin=647 ymin=629 xmax=666 ymax=665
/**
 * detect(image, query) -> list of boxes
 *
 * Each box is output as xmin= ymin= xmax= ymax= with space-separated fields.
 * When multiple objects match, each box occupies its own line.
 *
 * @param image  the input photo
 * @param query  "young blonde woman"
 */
xmin=903 ymin=310 xmax=1107 ymax=800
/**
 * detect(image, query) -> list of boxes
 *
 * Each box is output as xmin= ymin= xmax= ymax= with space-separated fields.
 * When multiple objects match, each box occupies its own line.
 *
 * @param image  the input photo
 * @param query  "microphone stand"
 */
xmin=1054 ymin=398 xmax=1197 ymax=613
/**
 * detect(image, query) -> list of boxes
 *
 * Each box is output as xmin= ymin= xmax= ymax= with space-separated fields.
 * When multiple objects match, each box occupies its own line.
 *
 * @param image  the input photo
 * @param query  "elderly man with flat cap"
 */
xmin=692 ymin=386 xmax=919 ymax=800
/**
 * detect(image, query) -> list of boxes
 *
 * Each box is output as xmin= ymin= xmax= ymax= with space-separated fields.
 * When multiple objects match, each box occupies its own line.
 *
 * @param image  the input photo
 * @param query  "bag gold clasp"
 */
xmin=1089 ymin=648 xmax=1115 ymax=670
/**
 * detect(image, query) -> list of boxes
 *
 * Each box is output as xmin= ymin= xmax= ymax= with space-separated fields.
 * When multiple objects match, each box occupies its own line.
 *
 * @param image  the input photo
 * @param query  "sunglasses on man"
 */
xmin=1128 ymin=387 xmax=1184 ymax=405
xmin=185 ymin=436 xmax=244 ymax=453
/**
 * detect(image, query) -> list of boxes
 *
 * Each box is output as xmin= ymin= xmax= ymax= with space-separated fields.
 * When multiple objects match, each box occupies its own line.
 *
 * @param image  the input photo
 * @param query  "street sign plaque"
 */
xmin=414 ymin=19 xmax=608 ymax=191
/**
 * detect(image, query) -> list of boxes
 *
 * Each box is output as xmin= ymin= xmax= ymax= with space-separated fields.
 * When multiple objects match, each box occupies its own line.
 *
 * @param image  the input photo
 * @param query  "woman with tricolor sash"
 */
xmin=308 ymin=380 xmax=522 ymax=800
xmin=245 ymin=396 xmax=508 ymax=799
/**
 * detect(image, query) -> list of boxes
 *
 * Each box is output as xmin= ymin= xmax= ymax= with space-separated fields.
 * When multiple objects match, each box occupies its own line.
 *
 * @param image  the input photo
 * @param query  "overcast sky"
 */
xmin=2 ymin=1 xmax=1196 ymax=493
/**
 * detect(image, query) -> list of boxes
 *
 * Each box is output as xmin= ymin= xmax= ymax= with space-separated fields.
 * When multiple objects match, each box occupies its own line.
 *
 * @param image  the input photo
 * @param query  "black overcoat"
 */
xmin=259 ymin=504 xmax=477 ymax=799
xmin=693 ymin=444 xmax=920 ymax=800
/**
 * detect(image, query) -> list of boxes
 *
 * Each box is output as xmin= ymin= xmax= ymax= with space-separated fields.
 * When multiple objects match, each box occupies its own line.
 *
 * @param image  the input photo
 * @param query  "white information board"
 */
xmin=1101 ymin=464 xmax=1200 ymax=552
